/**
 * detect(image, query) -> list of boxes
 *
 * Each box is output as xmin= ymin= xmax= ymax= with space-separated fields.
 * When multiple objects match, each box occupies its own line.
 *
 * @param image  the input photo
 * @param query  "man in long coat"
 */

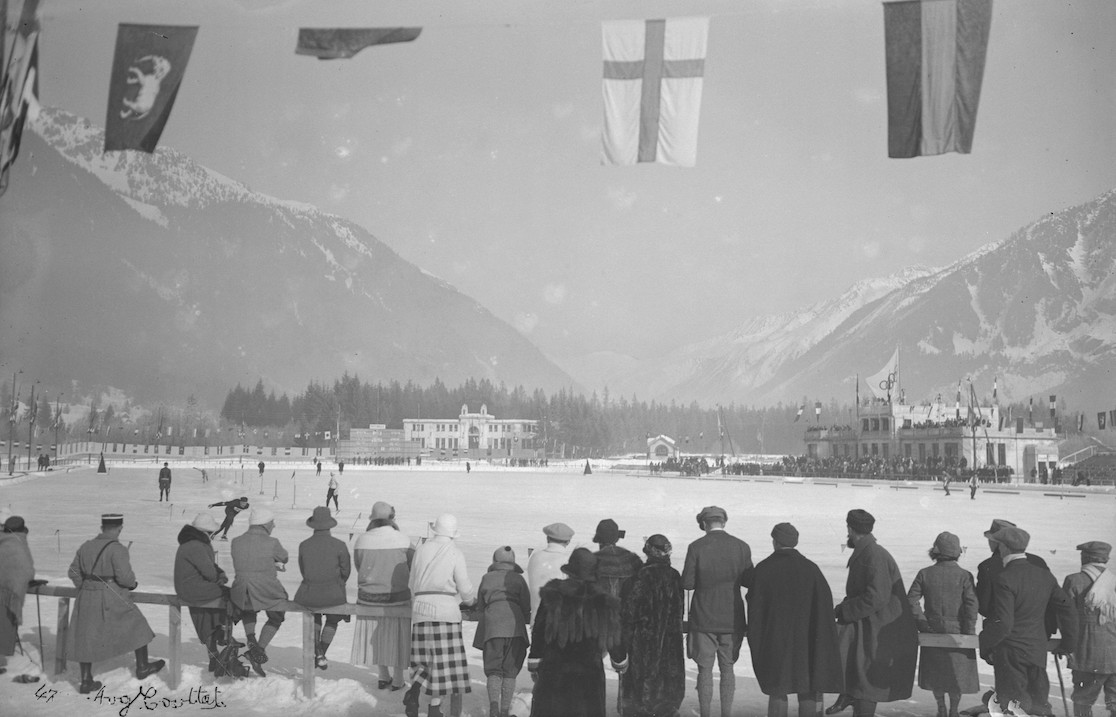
xmin=682 ymin=505 xmax=753 ymax=717
xmin=230 ymin=507 xmax=289 ymax=675
xmin=976 ymin=518 xmax=1049 ymax=619
xmin=980 ymin=526 xmax=1077 ymax=716
xmin=827 ymin=509 xmax=917 ymax=717
xmin=0 ymin=515 xmax=36 ymax=678
xmin=67 ymin=513 xmax=165 ymax=693
xmin=1063 ymin=541 xmax=1116 ymax=717
xmin=528 ymin=548 xmax=625 ymax=717
xmin=293 ymin=506 xmax=351 ymax=669
xmin=745 ymin=522 xmax=843 ymax=717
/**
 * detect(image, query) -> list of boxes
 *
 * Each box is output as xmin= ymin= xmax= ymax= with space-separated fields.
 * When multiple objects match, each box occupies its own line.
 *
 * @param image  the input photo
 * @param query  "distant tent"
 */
xmin=583 ymin=459 xmax=592 ymax=475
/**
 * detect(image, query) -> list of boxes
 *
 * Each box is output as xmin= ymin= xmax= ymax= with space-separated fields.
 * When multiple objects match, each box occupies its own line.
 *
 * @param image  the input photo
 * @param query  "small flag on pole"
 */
xmin=1048 ymin=395 xmax=1056 ymax=420
xmin=1109 ymin=409 xmax=1115 ymax=429
xmin=814 ymin=401 xmax=822 ymax=423
xmin=602 ymin=16 xmax=709 ymax=167
xmin=296 ymin=27 xmax=422 ymax=59
xmin=884 ymin=0 xmax=993 ymax=158
xmin=794 ymin=404 xmax=804 ymax=423
xmin=104 ymin=24 xmax=198 ymax=153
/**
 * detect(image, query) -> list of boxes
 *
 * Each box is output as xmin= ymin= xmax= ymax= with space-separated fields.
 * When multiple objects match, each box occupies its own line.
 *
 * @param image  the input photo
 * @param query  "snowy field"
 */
xmin=1 ymin=462 xmax=1114 ymax=717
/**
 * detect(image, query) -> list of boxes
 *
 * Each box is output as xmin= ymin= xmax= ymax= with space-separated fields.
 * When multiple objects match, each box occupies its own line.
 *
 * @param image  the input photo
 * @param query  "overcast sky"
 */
xmin=33 ymin=0 xmax=1116 ymax=362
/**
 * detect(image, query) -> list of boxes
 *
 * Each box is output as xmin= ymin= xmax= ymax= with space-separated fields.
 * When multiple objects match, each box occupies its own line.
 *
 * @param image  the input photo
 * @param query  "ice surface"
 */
xmin=1 ymin=462 xmax=1113 ymax=716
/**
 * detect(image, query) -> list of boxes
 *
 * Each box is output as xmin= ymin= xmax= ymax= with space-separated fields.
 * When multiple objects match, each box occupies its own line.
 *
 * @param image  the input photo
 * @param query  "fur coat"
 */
xmin=620 ymin=556 xmax=685 ymax=717
xmin=529 ymin=577 xmax=624 ymax=717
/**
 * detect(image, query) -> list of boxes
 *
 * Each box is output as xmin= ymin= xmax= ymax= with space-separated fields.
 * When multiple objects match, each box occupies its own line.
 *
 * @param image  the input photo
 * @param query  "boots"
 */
xmin=1072 ymin=706 xmax=1093 ymax=717
xmin=245 ymin=635 xmax=267 ymax=677
xmin=135 ymin=646 xmax=166 ymax=680
xmin=826 ymin=695 xmax=854 ymax=715
xmin=428 ymin=700 xmax=444 ymax=717
xmin=404 ymin=683 xmax=421 ymax=717
xmin=78 ymin=662 xmax=102 ymax=694
xmin=852 ymin=699 xmax=877 ymax=717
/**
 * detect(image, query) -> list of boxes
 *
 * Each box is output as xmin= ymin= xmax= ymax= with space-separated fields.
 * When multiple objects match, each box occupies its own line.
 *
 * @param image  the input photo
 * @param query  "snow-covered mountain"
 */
xmin=566 ymin=190 xmax=1116 ymax=408
xmin=0 ymin=107 xmax=576 ymax=407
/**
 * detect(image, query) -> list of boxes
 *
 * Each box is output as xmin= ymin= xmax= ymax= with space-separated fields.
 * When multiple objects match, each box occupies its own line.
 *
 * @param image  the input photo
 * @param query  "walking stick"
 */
xmin=1054 ymin=653 xmax=1070 ymax=717
xmin=31 ymin=579 xmax=48 ymax=672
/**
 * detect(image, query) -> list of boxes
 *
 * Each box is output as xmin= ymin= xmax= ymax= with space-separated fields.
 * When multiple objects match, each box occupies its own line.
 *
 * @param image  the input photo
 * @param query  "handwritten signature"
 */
xmin=35 ymin=683 xmax=225 ymax=715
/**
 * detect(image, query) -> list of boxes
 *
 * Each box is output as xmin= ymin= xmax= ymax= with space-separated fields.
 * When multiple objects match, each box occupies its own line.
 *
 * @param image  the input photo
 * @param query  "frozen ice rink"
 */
xmin=1 ymin=461 xmax=1113 ymax=717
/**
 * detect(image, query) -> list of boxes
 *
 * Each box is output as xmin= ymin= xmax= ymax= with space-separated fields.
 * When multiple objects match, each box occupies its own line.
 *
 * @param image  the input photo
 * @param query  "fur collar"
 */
xmin=538 ymin=578 xmax=622 ymax=650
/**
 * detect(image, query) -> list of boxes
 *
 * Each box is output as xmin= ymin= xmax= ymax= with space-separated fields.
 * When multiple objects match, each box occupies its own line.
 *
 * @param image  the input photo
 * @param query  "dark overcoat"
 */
xmin=907 ymin=560 xmax=980 ymax=693
xmin=67 ymin=534 xmax=154 ymax=662
xmin=980 ymin=558 xmax=1077 ymax=667
xmin=529 ymin=578 xmax=624 ymax=717
xmin=745 ymin=548 xmax=844 ymax=696
xmin=293 ymin=530 xmax=351 ymax=608
xmin=472 ymin=561 xmax=531 ymax=648
xmin=976 ymin=552 xmax=1048 ymax=618
xmin=835 ymin=535 xmax=918 ymax=702
xmin=620 ymin=556 xmax=686 ymax=717
xmin=173 ymin=524 xmax=227 ymax=605
xmin=0 ymin=531 xmax=34 ymax=656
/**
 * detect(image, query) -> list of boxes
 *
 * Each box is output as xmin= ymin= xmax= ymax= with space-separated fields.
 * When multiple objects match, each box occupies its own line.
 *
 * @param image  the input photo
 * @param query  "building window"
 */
xmin=881 ymin=418 xmax=890 ymax=431
xmin=870 ymin=418 xmax=880 ymax=432
xmin=882 ymin=443 xmax=890 ymax=459
xmin=998 ymin=443 xmax=1006 ymax=466
xmin=862 ymin=419 xmax=870 ymax=432
xmin=871 ymin=443 xmax=878 ymax=456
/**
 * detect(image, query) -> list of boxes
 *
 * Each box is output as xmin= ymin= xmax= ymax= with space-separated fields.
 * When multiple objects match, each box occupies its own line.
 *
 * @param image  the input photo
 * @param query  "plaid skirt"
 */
xmin=409 ymin=621 xmax=471 ymax=696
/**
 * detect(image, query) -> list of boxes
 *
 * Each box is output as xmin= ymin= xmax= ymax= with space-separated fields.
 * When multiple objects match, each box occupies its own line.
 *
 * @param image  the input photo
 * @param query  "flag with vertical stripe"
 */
xmin=602 ymin=17 xmax=709 ymax=167
xmin=104 ymin=24 xmax=198 ymax=153
xmin=884 ymin=0 xmax=993 ymax=158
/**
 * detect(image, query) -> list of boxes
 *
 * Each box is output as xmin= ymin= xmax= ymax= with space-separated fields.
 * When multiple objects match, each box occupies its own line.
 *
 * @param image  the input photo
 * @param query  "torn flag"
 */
xmin=104 ymin=24 xmax=198 ymax=153
xmin=884 ymin=0 xmax=992 ymax=158
xmin=296 ymin=27 xmax=422 ymax=60
xmin=0 ymin=0 xmax=41 ymax=197
xmin=602 ymin=16 xmax=708 ymax=167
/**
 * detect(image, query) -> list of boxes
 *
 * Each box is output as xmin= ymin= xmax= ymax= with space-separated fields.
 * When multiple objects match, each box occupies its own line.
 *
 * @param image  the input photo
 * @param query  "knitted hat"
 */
xmin=306 ymin=506 xmax=337 ymax=530
xmin=846 ymin=509 xmax=875 ymax=534
xmin=561 ymin=547 xmax=598 ymax=581
xmin=493 ymin=546 xmax=516 ymax=564
xmin=932 ymin=531 xmax=962 ymax=560
xmin=1077 ymin=541 xmax=1111 ymax=564
xmin=430 ymin=513 xmax=458 ymax=538
xmin=989 ymin=526 xmax=1030 ymax=553
xmin=190 ymin=513 xmax=220 ymax=533
xmin=593 ymin=518 xmax=624 ymax=544
xmin=771 ymin=522 xmax=799 ymax=548
xmin=249 ymin=507 xmax=275 ymax=526
xmin=643 ymin=534 xmax=672 ymax=558
xmin=983 ymin=518 xmax=1017 ymax=538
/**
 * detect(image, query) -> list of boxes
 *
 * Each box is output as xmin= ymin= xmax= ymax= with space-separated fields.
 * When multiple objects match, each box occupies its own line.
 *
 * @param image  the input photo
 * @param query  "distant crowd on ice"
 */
xmin=2 ymin=492 xmax=1115 ymax=717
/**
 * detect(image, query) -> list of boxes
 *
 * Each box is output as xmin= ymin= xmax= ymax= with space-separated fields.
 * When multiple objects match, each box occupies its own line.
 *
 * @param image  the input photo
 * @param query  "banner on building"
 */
xmin=104 ymin=24 xmax=198 ymax=153
xmin=1100 ymin=412 xmax=1107 ymax=431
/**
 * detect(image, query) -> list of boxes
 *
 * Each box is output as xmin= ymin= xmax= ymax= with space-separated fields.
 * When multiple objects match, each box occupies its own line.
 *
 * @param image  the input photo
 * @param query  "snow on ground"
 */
xmin=1 ymin=462 xmax=1114 ymax=717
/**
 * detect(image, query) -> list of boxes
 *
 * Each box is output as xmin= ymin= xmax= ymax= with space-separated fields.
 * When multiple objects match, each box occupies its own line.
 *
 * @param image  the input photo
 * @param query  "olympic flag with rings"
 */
xmin=866 ymin=347 xmax=900 ymax=401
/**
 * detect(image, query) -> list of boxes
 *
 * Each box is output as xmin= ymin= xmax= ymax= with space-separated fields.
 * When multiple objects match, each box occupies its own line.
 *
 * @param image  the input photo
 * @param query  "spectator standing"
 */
xmin=473 ymin=546 xmax=531 ymax=717
xmin=527 ymin=522 xmax=574 ymax=614
xmin=1061 ymin=541 xmax=1116 ymax=717
xmin=293 ymin=506 xmax=351 ymax=669
xmin=828 ymin=509 xmax=918 ymax=717
xmin=681 ymin=505 xmax=753 ymax=717
xmin=67 ymin=513 xmax=165 ymax=693
xmin=352 ymin=501 xmax=414 ymax=690
xmin=403 ymin=514 xmax=476 ymax=717
xmin=976 ymin=519 xmax=1049 ymax=619
xmin=969 ymin=474 xmax=978 ymax=500
xmin=620 ymin=534 xmax=686 ymax=717
xmin=592 ymin=518 xmax=643 ymax=602
xmin=528 ymin=547 xmax=625 ymax=717
xmin=209 ymin=496 xmax=250 ymax=541
xmin=158 ymin=462 xmax=172 ymax=501
xmin=906 ymin=532 xmax=979 ymax=717
xmin=230 ymin=507 xmax=289 ymax=676
xmin=0 ymin=515 xmax=36 ymax=679
xmin=258 ymin=461 xmax=265 ymax=478
xmin=979 ymin=525 xmax=1078 ymax=716
xmin=173 ymin=512 xmax=230 ymax=673
xmin=745 ymin=522 xmax=843 ymax=717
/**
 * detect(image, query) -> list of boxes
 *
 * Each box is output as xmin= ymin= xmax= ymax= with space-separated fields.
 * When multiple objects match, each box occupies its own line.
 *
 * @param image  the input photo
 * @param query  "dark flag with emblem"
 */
xmin=296 ymin=27 xmax=422 ymax=60
xmin=104 ymin=24 xmax=198 ymax=153
xmin=0 ymin=0 xmax=41 ymax=197
xmin=1100 ymin=412 xmax=1107 ymax=431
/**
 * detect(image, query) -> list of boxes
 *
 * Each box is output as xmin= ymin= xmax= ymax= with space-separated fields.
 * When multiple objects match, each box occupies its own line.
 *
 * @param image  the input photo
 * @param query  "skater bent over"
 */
xmin=326 ymin=474 xmax=339 ymax=513
xmin=210 ymin=497 xmax=250 ymax=540
xmin=158 ymin=463 xmax=172 ymax=501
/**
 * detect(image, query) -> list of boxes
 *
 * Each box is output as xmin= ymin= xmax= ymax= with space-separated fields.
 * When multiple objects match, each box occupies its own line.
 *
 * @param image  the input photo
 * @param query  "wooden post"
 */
xmin=55 ymin=597 xmax=70 ymax=674
xmin=168 ymin=603 xmax=182 ymax=690
xmin=302 ymin=612 xmax=315 ymax=698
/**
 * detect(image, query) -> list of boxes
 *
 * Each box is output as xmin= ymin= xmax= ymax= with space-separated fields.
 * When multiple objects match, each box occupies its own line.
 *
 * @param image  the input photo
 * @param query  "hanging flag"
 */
xmin=601 ymin=16 xmax=709 ymax=167
xmin=1076 ymin=412 xmax=1083 ymax=432
xmin=884 ymin=0 xmax=993 ymax=158
xmin=104 ymin=24 xmax=198 ymax=153
xmin=855 ymin=373 xmax=860 ymax=408
xmin=1048 ymin=394 xmax=1056 ymax=420
xmin=814 ymin=401 xmax=822 ymax=423
xmin=794 ymin=404 xmax=804 ymax=423
xmin=0 ymin=0 xmax=41 ymax=197
xmin=867 ymin=348 xmax=899 ymax=401
xmin=1100 ymin=412 xmax=1107 ymax=431
xmin=1109 ymin=409 xmax=1116 ymax=428
xmin=1028 ymin=396 xmax=1033 ymax=423
xmin=955 ymin=381 xmax=962 ymax=419
xmin=295 ymin=27 xmax=422 ymax=60
xmin=992 ymin=377 xmax=997 ymax=403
